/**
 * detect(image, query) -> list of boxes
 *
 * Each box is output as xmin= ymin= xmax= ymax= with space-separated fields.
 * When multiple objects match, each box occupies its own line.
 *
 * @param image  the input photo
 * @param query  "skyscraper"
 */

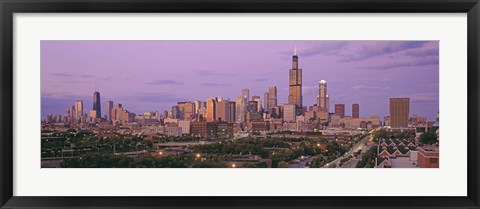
xmin=325 ymin=95 xmax=330 ymax=113
xmin=235 ymin=89 xmax=250 ymax=122
xmin=283 ymin=104 xmax=296 ymax=122
xmin=184 ymin=101 xmax=195 ymax=120
xmin=268 ymin=85 xmax=277 ymax=111
xmin=206 ymin=97 xmax=217 ymax=122
xmin=352 ymin=103 xmax=360 ymax=118
xmin=318 ymin=80 xmax=327 ymax=112
xmin=252 ymin=96 xmax=262 ymax=112
xmin=242 ymin=89 xmax=249 ymax=104
xmin=75 ymin=100 xmax=83 ymax=119
xmin=106 ymin=100 xmax=113 ymax=121
xmin=236 ymin=96 xmax=244 ymax=122
xmin=229 ymin=101 xmax=236 ymax=123
xmin=390 ymin=98 xmax=410 ymax=128
xmin=92 ymin=91 xmax=101 ymax=118
xmin=193 ymin=100 xmax=202 ymax=114
xmin=288 ymin=48 xmax=302 ymax=108
xmin=334 ymin=104 xmax=345 ymax=117
xmin=264 ymin=92 xmax=270 ymax=113
xmin=216 ymin=99 xmax=230 ymax=122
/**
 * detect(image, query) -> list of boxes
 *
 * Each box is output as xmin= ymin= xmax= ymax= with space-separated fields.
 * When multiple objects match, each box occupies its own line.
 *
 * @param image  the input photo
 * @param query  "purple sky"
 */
xmin=41 ymin=40 xmax=439 ymax=121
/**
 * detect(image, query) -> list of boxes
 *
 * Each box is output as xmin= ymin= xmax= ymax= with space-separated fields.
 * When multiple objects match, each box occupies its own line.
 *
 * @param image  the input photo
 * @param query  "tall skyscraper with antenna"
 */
xmin=288 ymin=47 xmax=303 ymax=109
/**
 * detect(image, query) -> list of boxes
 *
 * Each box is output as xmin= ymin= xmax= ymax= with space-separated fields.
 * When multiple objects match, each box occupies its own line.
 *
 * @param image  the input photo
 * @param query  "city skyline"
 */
xmin=41 ymin=40 xmax=439 ymax=120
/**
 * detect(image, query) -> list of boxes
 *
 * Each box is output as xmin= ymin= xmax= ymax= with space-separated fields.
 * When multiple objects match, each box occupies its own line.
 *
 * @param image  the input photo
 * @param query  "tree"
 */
xmin=419 ymin=132 xmax=437 ymax=145
xmin=374 ymin=129 xmax=389 ymax=140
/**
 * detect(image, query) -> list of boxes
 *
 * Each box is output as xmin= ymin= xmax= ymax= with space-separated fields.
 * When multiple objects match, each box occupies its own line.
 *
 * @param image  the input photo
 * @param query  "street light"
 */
xmin=232 ymin=164 xmax=236 ymax=168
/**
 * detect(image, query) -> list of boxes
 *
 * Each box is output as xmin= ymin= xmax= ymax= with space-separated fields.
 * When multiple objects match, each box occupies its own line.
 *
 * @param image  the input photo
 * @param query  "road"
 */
xmin=341 ymin=140 xmax=375 ymax=168
xmin=323 ymin=134 xmax=370 ymax=168
xmin=287 ymin=156 xmax=314 ymax=168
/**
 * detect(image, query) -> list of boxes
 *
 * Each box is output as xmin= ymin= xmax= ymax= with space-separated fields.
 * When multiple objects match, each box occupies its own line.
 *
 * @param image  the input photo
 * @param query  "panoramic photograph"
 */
xmin=41 ymin=40 xmax=439 ymax=168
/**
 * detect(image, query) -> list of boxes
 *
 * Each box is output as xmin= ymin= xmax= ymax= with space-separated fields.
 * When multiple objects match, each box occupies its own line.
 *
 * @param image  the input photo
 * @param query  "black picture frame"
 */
xmin=1 ymin=0 xmax=479 ymax=208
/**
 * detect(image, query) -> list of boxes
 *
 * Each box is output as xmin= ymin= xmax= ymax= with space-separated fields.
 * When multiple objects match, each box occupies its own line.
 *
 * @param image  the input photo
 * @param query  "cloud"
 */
xmin=338 ymin=41 xmax=428 ymax=63
xmin=254 ymin=78 xmax=267 ymax=82
xmin=404 ymin=48 xmax=439 ymax=57
xmin=361 ymin=56 xmax=439 ymax=70
xmin=146 ymin=79 xmax=183 ymax=85
xmin=50 ymin=73 xmax=72 ymax=77
xmin=196 ymin=70 xmax=234 ymax=77
xmin=395 ymin=92 xmax=439 ymax=104
xmin=410 ymin=92 xmax=439 ymax=103
xmin=302 ymin=85 xmax=319 ymax=96
xmin=80 ymin=75 xmax=94 ymax=78
xmin=297 ymin=41 xmax=350 ymax=57
xmin=124 ymin=93 xmax=185 ymax=104
xmin=199 ymin=83 xmax=230 ymax=87
xmin=351 ymin=85 xmax=390 ymax=91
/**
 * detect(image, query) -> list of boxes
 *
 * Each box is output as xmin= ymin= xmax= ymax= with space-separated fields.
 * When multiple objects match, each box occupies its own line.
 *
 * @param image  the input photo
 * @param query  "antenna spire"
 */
xmin=294 ymin=46 xmax=297 ymax=56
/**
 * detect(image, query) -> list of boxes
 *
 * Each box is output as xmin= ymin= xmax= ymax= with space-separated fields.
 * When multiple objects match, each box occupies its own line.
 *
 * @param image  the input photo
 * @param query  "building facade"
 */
xmin=318 ymin=80 xmax=328 ymax=112
xmin=92 ymin=91 xmax=101 ymax=118
xmin=334 ymin=104 xmax=345 ymax=118
xmin=390 ymin=98 xmax=410 ymax=128
xmin=352 ymin=103 xmax=359 ymax=118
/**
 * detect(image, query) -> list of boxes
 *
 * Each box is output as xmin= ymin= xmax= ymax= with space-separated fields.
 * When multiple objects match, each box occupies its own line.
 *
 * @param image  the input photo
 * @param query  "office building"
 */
xmin=92 ymin=91 xmax=101 ymax=118
xmin=206 ymin=97 xmax=217 ymax=122
xmin=352 ymin=103 xmax=359 ymax=118
xmin=318 ymin=80 xmax=328 ymax=112
xmin=106 ymin=101 xmax=113 ymax=121
xmin=252 ymin=96 xmax=262 ymax=112
xmin=390 ymin=98 xmax=410 ymax=128
xmin=75 ymin=100 xmax=84 ymax=119
xmin=335 ymin=104 xmax=345 ymax=118
xmin=283 ymin=104 xmax=296 ymax=122
xmin=216 ymin=99 xmax=230 ymax=122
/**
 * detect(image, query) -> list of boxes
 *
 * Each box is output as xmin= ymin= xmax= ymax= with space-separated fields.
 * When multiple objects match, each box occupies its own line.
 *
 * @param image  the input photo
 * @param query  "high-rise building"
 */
xmin=92 ymin=91 xmax=101 ymax=118
xmin=235 ymin=89 xmax=249 ymax=123
xmin=318 ymin=80 xmax=328 ymax=112
xmin=334 ymin=104 xmax=345 ymax=118
xmin=288 ymin=48 xmax=303 ymax=109
xmin=229 ymin=101 xmax=236 ymax=123
xmin=193 ymin=100 xmax=202 ymax=114
xmin=75 ymin=100 xmax=84 ymax=119
xmin=236 ymin=96 xmax=244 ymax=122
xmin=252 ymin=96 xmax=262 ymax=112
xmin=206 ymin=98 xmax=217 ymax=122
xmin=264 ymin=92 xmax=270 ymax=113
xmin=390 ymin=98 xmax=410 ymax=128
xmin=325 ymin=95 xmax=330 ymax=113
xmin=65 ymin=106 xmax=75 ymax=123
xmin=216 ymin=99 xmax=230 ymax=122
xmin=247 ymin=101 xmax=258 ymax=113
xmin=268 ymin=85 xmax=277 ymax=111
xmin=242 ymin=89 xmax=249 ymax=105
xmin=184 ymin=101 xmax=195 ymax=120
xmin=106 ymin=101 xmax=113 ymax=121
xmin=352 ymin=103 xmax=360 ymax=118
xmin=283 ymin=104 xmax=296 ymax=122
